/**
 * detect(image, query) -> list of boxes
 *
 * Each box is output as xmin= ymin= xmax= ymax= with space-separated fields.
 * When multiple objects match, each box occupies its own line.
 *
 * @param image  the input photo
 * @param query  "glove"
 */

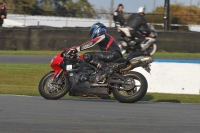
xmin=64 ymin=46 xmax=80 ymax=54
xmin=67 ymin=48 xmax=78 ymax=56
xmin=62 ymin=48 xmax=77 ymax=58
xmin=63 ymin=46 xmax=80 ymax=58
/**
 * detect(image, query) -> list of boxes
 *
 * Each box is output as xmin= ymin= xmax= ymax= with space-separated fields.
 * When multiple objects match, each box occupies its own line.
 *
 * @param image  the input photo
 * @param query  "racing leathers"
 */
xmin=79 ymin=33 xmax=123 ymax=83
xmin=127 ymin=13 xmax=150 ymax=49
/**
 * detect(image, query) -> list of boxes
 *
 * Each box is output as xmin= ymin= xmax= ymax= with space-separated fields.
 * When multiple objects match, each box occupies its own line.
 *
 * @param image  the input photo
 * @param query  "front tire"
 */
xmin=147 ymin=43 xmax=157 ymax=55
xmin=112 ymin=71 xmax=148 ymax=103
xmin=38 ymin=71 xmax=69 ymax=100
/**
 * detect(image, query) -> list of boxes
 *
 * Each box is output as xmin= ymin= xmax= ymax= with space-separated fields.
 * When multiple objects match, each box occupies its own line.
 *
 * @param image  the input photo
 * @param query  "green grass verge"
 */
xmin=0 ymin=50 xmax=200 ymax=59
xmin=0 ymin=64 xmax=199 ymax=103
xmin=153 ymin=51 xmax=200 ymax=59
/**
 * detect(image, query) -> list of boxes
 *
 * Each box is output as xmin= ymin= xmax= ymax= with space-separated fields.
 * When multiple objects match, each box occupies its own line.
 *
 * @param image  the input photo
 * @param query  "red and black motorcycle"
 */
xmin=38 ymin=46 xmax=153 ymax=103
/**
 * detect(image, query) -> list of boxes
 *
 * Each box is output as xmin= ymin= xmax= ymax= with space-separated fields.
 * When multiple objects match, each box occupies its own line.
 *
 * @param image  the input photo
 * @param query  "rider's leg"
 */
xmin=131 ymin=31 xmax=145 ymax=49
xmin=84 ymin=51 xmax=122 ymax=83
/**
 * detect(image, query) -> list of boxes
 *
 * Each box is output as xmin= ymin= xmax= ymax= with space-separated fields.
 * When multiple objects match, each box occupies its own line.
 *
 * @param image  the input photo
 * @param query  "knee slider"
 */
xmin=84 ymin=54 xmax=92 ymax=62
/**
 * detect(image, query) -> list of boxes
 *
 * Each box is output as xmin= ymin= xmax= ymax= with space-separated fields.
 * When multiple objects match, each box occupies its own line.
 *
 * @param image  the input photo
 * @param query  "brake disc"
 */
xmin=122 ymin=78 xmax=135 ymax=91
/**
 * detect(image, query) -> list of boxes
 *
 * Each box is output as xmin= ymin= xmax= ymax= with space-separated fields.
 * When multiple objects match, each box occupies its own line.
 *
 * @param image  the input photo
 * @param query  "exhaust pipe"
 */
xmin=138 ymin=56 xmax=153 ymax=64
xmin=120 ymin=56 xmax=153 ymax=72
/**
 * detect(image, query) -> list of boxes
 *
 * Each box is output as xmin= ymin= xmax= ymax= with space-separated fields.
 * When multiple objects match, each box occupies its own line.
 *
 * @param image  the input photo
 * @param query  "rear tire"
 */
xmin=112 ymin=71 xmax=148 ymax=103
xmin=38 ymin=71 xmax=69 ymax=100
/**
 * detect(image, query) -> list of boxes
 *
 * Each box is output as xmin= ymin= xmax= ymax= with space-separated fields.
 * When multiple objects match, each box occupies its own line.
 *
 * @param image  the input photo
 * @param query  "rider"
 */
xmin=67 ymin=23 xmax=123 ymax=83
xmin=127 ymin=7 xmax=150 ymax=50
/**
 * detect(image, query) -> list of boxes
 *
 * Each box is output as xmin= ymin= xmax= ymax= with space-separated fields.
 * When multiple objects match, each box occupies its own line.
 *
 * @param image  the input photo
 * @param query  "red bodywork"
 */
xmin=50 ymin=52 xmax=84 ymax=77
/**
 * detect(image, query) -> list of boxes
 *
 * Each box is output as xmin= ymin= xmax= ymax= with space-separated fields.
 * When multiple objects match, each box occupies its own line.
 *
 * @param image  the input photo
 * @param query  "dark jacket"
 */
xmin=127 ymin=13 xmax=149 ymax=31
xmin=0 ymin=8 xmax=7 ymax=24
xmin=113 ymin=9 xmax=125 ymax=26
xmin=98 ymin=33 xmax=121 ymax=52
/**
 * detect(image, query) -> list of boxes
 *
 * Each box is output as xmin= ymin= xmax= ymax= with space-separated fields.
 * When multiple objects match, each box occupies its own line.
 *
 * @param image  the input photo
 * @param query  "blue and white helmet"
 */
xmin=90 ymin=23 xmax=106 ymax=39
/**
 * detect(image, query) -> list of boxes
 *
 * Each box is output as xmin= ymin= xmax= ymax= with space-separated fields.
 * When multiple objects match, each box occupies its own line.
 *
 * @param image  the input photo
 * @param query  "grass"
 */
xmin=0 ymin=64 xmax=200 ymax=103
xmin=153 ymin=51 xmax=200 ymax=59
xmin=0 ymin=64 xmax=50 ymax=96
xmin=0 ymin=50 xmax=200 ymax=59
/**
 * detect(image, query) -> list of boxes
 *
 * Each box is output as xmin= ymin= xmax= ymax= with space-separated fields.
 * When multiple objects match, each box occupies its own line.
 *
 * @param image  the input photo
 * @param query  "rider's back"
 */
xmin=127 ymin=13 xmax=147 ymax=31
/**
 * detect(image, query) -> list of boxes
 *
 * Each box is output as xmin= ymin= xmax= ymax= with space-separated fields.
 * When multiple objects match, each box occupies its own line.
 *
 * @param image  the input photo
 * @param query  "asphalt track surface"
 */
xmin=0 ymin=95 xmax=200 ymax=133
xmin=1 ymin=55 xmax=200 ymax=133
xmin=1 ymin=55 xmax=200 ymax=64
xmin=0 ymin=55 xmax=53 ymax=64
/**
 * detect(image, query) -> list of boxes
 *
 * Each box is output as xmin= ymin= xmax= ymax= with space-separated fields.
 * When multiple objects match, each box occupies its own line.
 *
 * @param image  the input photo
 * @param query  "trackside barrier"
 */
xmin=134 ymin=60 xmax=200 ymax=95
xmin=0 ymin=27 xmax=200 ymax=52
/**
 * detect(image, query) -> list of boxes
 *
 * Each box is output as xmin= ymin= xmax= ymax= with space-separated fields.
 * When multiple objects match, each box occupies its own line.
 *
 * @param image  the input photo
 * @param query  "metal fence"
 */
xmin=3 ymin=0 xmax=200 ymax=29
xmin=4 ymin=13 xmax=199 ymax=31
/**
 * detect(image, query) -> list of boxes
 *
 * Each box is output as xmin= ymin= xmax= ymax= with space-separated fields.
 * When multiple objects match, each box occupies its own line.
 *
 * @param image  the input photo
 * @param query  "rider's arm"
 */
xmin=142 ymin=17 xmax=149 ymax=29
xmin=113 ymin=11 xmax=118 ymax=22
xmin=77 ymin=34 xmax=105 ymax=51
xmin=143 ymin=23 xmax=149 ymax=30
xmin=142 ymin=18 xmax=151 ymax=34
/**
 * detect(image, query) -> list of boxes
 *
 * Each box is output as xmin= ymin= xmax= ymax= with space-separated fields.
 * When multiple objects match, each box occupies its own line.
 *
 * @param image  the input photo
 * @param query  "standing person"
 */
xmin=0 ymin=2 xmax=7 ymax=27
xmin=113 ymin=4 xmax=125 ymax=28
xmin=127 ymin=7 xmax=150 ymax=50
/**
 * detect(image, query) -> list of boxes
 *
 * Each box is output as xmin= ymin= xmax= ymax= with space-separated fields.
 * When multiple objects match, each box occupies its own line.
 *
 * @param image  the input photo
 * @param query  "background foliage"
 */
xmin=1 ymin=0 xmax=200 ymax=25
xmin=146 ymin=4 xmax=200 ymax=25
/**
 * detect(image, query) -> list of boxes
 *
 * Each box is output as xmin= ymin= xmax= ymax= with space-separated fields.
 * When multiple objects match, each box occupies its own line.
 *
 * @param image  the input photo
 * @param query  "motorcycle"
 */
xmin=117 ymin=24 xmax=158 ymax=55
xmin=38 ymin=45 xmax=153 ymax=103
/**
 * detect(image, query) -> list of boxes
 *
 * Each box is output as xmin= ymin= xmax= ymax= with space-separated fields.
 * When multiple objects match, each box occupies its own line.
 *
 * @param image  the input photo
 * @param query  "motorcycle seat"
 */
xmin=112 ymin=58 xmax=127 ymax=63
xmin=124 ymin=52 xmax=145 ymax=61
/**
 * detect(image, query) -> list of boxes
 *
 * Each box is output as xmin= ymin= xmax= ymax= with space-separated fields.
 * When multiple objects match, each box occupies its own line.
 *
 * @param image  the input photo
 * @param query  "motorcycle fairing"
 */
xmin=119 ymin=27 xmax=132 ymax=37
xmin=140 ymin=37 xmax=156 ymax=49
xmin=50 ymin=53 xmax=64 ymax=77
xmin=67 ymin=71 xmax=109 ymax=96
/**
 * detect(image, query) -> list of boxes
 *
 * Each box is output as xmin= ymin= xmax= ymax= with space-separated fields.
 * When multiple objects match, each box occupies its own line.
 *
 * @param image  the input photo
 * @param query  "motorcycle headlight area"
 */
xmin=66 ymin=64 xmax=73 ymax=70
xmin=64 ymin=57 xmax=79 ymax=71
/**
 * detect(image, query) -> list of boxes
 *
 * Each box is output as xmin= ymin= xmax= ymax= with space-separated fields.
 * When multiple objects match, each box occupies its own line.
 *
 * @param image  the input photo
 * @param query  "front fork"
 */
xmin=52 ymin=69 xmax=64 ymax=84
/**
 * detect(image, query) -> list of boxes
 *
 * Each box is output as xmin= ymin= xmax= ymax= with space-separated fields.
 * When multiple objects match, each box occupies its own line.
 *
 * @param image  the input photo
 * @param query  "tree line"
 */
xmin=4 ymin=0 xmax=96 ymax=17
xmin=3 ymin=0 xmax=200 ymax=25
xmin=146 ymin=4 xmax=200 ymax=25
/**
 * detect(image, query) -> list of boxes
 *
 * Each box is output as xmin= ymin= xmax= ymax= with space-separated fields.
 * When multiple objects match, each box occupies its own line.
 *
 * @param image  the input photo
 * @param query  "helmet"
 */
xmin=138 ymin=7 xmax=145 ymax=14
xmin=90 ymin=23 xmax=106 ymax=39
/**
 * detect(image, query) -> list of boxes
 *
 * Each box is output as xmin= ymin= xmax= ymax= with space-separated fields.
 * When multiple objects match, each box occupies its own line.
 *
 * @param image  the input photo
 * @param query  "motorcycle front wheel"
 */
xmin=146 ymin=43 xmax=157 ymax=55
xmin=38 ymin=71 xmax=69 ymax=100
xmin=112 ymin=71 xmax=148 ymax=103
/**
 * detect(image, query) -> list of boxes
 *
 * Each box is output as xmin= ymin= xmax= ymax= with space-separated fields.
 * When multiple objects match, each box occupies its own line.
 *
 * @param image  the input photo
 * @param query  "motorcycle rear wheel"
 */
xmin=112 ymin=71 xmax=148 ymax=103
xmin=38 ymin=71 xmax=69 ymax=100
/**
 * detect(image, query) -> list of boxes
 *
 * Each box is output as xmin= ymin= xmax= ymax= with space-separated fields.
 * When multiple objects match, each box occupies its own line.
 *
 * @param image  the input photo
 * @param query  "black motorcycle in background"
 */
xmin=117 ymin=24 xmax=158 ymax=55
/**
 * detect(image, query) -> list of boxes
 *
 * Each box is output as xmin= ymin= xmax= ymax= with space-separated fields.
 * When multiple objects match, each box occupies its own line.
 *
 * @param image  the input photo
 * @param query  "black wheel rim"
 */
xmin=115 ymin=76 xmax=142 ymax=97
xmin=43 ymin=74 xmax=67 ymax=95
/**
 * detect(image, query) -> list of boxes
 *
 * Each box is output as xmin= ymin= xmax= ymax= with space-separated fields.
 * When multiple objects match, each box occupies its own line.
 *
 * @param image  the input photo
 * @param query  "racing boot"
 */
xmin=98 ymin=67 xmax=114 ymax=83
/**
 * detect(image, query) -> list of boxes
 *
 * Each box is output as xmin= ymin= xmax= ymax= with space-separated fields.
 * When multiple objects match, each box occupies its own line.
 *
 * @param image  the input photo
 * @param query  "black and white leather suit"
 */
xmin=79 ymin=33 xmax=123 ymax=81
